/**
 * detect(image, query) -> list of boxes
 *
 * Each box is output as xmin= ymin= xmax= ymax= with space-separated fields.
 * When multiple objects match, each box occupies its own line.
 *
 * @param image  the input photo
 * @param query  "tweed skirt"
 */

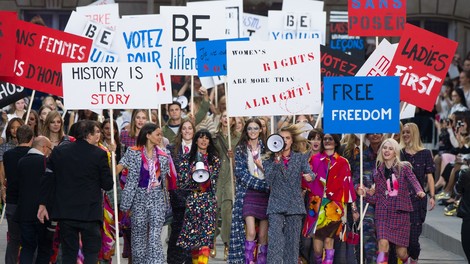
xmin=242 ymin=189 xmax=269 ymax=220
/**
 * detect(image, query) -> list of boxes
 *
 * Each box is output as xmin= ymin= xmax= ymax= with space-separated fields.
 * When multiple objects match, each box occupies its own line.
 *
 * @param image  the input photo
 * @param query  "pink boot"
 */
xmin=322 ymin=249 xmax=334 ymax=264
xmin=245 ymin=240 xmax=256 ymax=264
xmin=377 ymin=252 xmax=389 ymax=264
xmin=256 ymin=244 xmax=267 ymax=264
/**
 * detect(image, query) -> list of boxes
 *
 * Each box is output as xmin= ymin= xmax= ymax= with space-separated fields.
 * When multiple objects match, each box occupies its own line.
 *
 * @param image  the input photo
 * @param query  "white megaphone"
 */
xmin=174 ymin=96 xmax=189 ymax=109
xmin=192 ymin=161 xmax=210 ymax=183
xmin=266 ymin=134 xmax=285 ymax=153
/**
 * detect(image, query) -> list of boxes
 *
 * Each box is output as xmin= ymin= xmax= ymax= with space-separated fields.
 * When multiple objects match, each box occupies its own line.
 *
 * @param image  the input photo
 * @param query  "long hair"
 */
xmin=188 ymin=129 xmax=218 ymax=166
xmin=101 ymin=119 xmax=121 ymax=148
xmin=41 ymin=110 xmax=64 ymax=139
xmin=342 ymin=134 xmax=359 ymax=161
xmin=237 ymin=118 xmax=265 ymax=149
xmin=307 ymin=128 xmax=324 ymax=153
xmin=376 ymin=138 xmax=411 ymax=174
xmin=135 ymin=123 xmax=159 ymax=147
xmin=400 ymin=122 xmax=424 ymax=152
xmin=454 ymin=88 xmax=468 ymax=108
xmin=22 ymin=110 xmax=39 ymax=137
xmin=5 ymin=118 xmax=25 ymax=142
xmin=129 ymin=109 xmax=149 ymax=138
xmin=172 ymin=119 xmax=196 ymax=157
xmin=278 ymin=123 xmax=308 ymax=153
xmin=216 ymin=111 xmax=236 ymax=137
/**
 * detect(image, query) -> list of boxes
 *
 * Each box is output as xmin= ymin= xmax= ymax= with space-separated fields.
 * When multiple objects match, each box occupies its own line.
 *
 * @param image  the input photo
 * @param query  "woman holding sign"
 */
xmin=358 ymin=138 xmax=426 ymax=264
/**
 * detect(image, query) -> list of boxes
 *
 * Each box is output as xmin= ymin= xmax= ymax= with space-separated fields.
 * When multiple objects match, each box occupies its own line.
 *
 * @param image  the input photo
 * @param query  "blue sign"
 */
xmin=323 ymin=76 xmax=400 ymax=134
xmin=196 ymin=38 xmax=248 ymax=77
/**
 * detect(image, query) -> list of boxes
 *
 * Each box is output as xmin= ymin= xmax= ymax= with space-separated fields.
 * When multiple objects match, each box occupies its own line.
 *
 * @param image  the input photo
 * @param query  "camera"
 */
xmin=457 ymin=120 xmax=464 ymax=129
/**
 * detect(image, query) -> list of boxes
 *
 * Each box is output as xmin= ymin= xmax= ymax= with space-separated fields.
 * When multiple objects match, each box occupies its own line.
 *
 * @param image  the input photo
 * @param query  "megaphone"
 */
xmin=266 ymin=134 xmax=285 ymax=153
xmin=192 ymin=161 xmax=210 ymax=183
xmin=300 ymin=123 xmax=314 ymax=139
xmin=173 ymin=96 xmax=189 ymax=109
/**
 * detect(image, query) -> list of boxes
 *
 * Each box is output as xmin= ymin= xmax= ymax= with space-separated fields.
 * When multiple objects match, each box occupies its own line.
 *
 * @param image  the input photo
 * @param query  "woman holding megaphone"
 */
xmin=176 ymin=129 xmax=220 ymax=264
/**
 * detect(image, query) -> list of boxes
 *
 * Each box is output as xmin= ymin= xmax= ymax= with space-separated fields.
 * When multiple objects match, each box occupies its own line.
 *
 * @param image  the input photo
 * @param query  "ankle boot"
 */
xmin=245 ymin=240 xmax=256 ymax=264
xmin=314 ymin=254 xmax=322 ymax=264
xmin=210 ymin=238 xmax=217 ymax=258
xmin=256 ymin=244 xmax=268 ymax=264
xmin=322 ymin=249 xmax=334 ymax=264
xmin=377 ymin=252 xmax=389 ymax=264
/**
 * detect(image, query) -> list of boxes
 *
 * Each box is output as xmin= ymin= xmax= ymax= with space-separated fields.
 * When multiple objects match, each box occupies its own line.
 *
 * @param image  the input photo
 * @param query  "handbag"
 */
xmin=162 ymin=179 xmax=173 ymax=226
xmin=347 ymin=222 xmax=359 ymax=245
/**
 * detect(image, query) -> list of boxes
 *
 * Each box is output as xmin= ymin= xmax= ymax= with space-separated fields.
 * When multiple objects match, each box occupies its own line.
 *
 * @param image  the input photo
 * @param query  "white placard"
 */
xmin=355 ymin=39 xmax=397 ymax=77
xmin=89 ymin=0 xmax=115 ymax=5
xmin=76 ymin=3 xmax=120 ymax=31
xmin=114 ymin=15 xmax=172 ymax=104
xmin=282 ymin=0 xmax=324 ymax=12
xmin=242 ymin=13 xmax=268 ymax=40
xmin=226 ymin=39 xmax=321 ymax=117
xmin=62 ymin=63 xmax=162 ymax=109
xmin=268 ymin=10 xmax=326 ymax=45
xmin=160 ymin=6 xmax=226 ymax=75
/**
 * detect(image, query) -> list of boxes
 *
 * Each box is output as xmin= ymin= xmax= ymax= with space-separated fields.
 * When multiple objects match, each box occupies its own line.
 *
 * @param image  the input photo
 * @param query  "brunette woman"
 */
xmin=177 ymin=129 xmax=220 ymax=264
xmin=38 ymin=105 xmax=53 ymax=135
xmin=23 ymin=110 xmax=39 ymax=137
xmin=7 ymin=98 xmax=27 ymax=120
xmin=228 ymin=118 xmax=268 ymax=264
xmin=359 ymin=138 xmax=426 ymax=264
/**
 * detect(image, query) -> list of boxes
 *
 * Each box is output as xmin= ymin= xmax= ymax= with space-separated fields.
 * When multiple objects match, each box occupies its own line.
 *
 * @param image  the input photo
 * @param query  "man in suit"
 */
xmin=3 ymin=125 xmax=33 ymax=264
xmin=16 ymin=136 xmax=53 ymax=264
xmin=37 ymin=120 xmax=113 ymax=263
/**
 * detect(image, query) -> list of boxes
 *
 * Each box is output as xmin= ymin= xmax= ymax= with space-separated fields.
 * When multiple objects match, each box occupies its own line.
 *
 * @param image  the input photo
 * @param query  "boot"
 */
xmin=199 ymin=247 xmax=210 ymax=264
xmin=210 ymin=238 xmax=217 ymax=258
xmin=377 ymin=252 xmax=389 ymax=264
xmin=322 ymin=249 xmax=334 ymax=264
xmin=245 ymin=240 xmax=256 ymax=264
xmin=256 ymin=244 xmax=267 ymax=264
xmin=224 ymin=243 xmax=229 ymax=261
xmin=314 ymin=254 xmax=322 ymax=264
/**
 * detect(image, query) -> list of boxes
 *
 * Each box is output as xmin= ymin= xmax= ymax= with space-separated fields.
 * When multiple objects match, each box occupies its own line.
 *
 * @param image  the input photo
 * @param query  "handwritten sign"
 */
xmin=226 ymin=39 xmax=321 ymax=117
xmin=388 ymin=23 xmax=458 ymax=111
xmin=62 ymin=63 xmax=160 ymax=109
xmin=76 ymin=3 xmax=119 ymax=31
xmin=324 ymin=76 xmax=400 ymax=133
xmin=0 ymin=82 xmax=28 ymax=108
xmin=196 ymin=38 xmax=248 ymax=77
xmin=0 ymin=12 xmax=17 ymax=76
xmin=0 ymin=21 xmax=92 ymax=96
xmin=348 ymin=0 xmax=406 ymax=36
xmin=320 ymin=45 xmax=364 ymax=90
xmin=242 ymin=13 xmax=268 ymax=40
xmin=329 ymin=22 xmax=365 ymax=59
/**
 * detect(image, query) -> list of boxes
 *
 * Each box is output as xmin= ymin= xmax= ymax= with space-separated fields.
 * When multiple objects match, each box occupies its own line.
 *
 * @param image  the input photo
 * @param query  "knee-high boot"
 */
xmin=322 ymin=249 xmax=334 ymax=264
xmin=245 ymin=240 xmax=256 ymax=264
xmin=256 ymin=244 xmax=267 ymax=264
xmin=377 ymin=252 xmax=389 ymax=264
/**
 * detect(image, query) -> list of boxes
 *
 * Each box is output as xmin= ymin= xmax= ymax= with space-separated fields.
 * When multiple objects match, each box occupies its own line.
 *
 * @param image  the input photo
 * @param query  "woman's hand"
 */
xmin=227 ymin=149 xmax=234 ymax=159
xmin=302 ymin=173 xmax=313 ymax=182
xmin=356 ymin=185 xmax=367 ymax=196
xmin=417 ymin=191 xmax=426 ymax=198
xmin=254 ymin=159 xmax=263 ymax=170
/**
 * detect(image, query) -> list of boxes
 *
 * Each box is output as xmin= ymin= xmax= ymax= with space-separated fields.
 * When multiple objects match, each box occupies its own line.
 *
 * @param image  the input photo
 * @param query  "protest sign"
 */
xmin=348 ymin=0 xmax=406 ymax=36
xmin=242 ymin=13 xmax=268 ymax=40
xmin=115 ymin=15 xmax=172 ymax=103
xmin=76 ymin=3 xmax=119 ymax=31
xmin=356 ymin=39 xmax=396 ymax=76
xmin=196 ymin=38 xmax=248 ymax=77
xmin=0 ymin=82 xmax=29 ymax=109
xmin=388 ymin=23 xmax=458 ymax=111
xmin=282 ymin=0 xmax=324 ymax=12
xmin=226 ymin=39 xmax=321 ymax=117
xmin=160 ymin=6 xmax=226 ymax=75
xmin=329 ymin=22 xmax=365 ymax=59
xmin=268 ymin=10 xmax=326 ymax=45
xmin=62 ymin=63 xmax=160 ymax=109
xmin=323 ymin=76 xmax=400 ymax=134
xmin=320 ymin=45 xmax=364 ymax=90
xmin=89 ymin=0 xmax=115 ymax=5
xmin=65 ymin=11 xmax=118 ymax=62
xmin=0 ymin=21 xmax=92 ymax=96
xmin=0 ymin=12 xmax=18 ymax=76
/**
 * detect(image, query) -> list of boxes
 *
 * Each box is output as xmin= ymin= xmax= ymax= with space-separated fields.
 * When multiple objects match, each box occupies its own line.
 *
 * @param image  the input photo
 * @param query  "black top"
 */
xmin=3 ymin=146 xmax=31 ymax=204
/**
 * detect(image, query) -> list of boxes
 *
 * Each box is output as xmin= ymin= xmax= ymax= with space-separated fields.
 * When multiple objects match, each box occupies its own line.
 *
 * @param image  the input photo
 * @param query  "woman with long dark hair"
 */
xmin=177 ymin=129 xmax=220 ymax=264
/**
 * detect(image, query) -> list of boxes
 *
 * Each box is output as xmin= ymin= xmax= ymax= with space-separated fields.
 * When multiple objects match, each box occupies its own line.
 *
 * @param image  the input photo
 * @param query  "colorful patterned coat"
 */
xmin=228 ymin=141 xmax=268 ymax=264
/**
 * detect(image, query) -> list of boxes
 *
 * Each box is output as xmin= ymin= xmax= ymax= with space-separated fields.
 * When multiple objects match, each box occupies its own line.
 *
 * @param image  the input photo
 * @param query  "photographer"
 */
xmin=454 ymin=168 xmax=470 ymax=260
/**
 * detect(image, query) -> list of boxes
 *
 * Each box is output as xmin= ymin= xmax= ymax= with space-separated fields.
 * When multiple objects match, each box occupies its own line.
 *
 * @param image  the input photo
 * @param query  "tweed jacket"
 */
xmin=228 ymin=140 xmax=268 ymax=264
xmin=120 ymin=146 xmax=171 ymax=211
xmin=366 ymin=163 xmax=423 ymax=212
xmin=265 ymin=151 xmax=314 ymax=215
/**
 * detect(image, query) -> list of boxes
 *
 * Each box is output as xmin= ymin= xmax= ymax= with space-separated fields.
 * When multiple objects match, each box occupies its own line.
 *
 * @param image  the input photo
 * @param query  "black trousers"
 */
xmin=462 ymin=218 xmax=470 ymax=261
xmin=59 ymin=220 xmax=101 ymax=264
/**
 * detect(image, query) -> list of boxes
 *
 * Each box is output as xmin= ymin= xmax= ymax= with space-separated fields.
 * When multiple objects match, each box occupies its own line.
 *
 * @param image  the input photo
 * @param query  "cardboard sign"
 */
xmin=115 ymin=15 xmax=172 ymax=104
xmin=0 ymin=82 xmax=28 ymax=109
xmin=0 ymin=12 xmax=18 ymax=76
xmin=329 ymin=22 xmax=365 ymax=59
xmin=268 ymin=10 xmax=326 ymax=45
xmin=65 ymin=11 xmax=118 ymax=62
xmin=160 ymin=6 xmax=226 ymax=75
xmin=356 ymin=39 xmax=396 ymax=76
xmin=320 ymin=45 xmax=364 ymax=90
xmin=388 ymin=23 xmax=458 ymax=111
xmin=76 ymin=3 xmax=120 ymax=31
xmin=242 ymin=13 xmax=268 ymax=40
xmin=62 ymin=63 xmax=160 ymax=109
xmin=0 ymin=21 xmax=92 ymax=96
xmin=196 ymin=38 xmax=248 ymax=77
xmin=323 ymin=76 xmax=400 ymax=134
xmin=348 ymin=0 xmax=406 ymax=36
xmin=226 ymin=39 xmax=321 ymax=117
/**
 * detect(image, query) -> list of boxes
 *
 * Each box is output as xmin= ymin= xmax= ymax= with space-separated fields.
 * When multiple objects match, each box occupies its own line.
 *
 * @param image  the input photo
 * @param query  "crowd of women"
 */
xmin=2 ymin=72 xmax=470 ymax=264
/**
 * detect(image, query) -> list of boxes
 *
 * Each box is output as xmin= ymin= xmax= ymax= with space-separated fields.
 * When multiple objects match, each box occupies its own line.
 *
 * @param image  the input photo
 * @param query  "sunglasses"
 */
xmin=247 ymin=127 xmax=260 ymax=131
